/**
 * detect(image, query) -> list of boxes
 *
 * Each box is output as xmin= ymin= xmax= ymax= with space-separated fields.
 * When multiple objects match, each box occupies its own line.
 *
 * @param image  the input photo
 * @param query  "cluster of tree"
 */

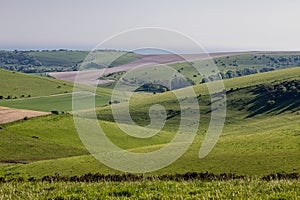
xmin=121 ymin=76 xmax=194 ymax=92
xmin=0 ymin=65 xmax=77 ymax=73
xmin=0 ymin=50 xmax=41 ymax=66
xmin=201 ymin=68 xmax=259 ymax=83
xmin=259 ymin=67 xmax=275 ymax=73
xmin=135 ymin=83 xmax=169 ymax=93
xmin=0 ymin=94 xmax=31 ymax=100
xmin=0 ymin=50 xmax=78 ymax=73
xmin=258 ymin=80 xmax=300 ymax=102
xmin=214 ymin=54 xmax=300 ymax=69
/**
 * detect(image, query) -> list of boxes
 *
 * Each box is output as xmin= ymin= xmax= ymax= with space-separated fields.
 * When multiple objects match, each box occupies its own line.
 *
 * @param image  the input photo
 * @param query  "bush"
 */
xmin=51 ymin=111 xmax=59 ymax=115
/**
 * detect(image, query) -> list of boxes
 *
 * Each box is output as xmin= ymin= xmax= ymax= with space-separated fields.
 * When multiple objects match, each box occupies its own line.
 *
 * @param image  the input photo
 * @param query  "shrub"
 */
xmin=51 ymin=110 xmax=59 ymax=115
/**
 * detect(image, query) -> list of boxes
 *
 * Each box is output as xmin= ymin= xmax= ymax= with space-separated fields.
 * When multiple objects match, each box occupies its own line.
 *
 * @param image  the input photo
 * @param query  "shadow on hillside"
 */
xmin=245 ymin=84 xmax=300 ymax=118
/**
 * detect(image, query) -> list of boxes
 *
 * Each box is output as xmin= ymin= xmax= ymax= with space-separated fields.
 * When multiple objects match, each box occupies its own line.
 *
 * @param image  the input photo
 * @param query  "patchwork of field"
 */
xmin=49 ymin=51 xmax=255 ymax=86
xmin=0 ymin=106 xmax=49 ymax=124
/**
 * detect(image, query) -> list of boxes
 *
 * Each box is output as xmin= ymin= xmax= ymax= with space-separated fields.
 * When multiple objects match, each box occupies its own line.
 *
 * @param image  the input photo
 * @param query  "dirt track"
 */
xmin=49 ymin=51 xmax=257 ymax=86
xmin=0 ymin=106 xmax=50 ymax=124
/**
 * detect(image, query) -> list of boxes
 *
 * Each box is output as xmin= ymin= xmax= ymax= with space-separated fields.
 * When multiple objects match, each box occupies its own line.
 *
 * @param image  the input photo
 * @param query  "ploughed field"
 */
xmin=0 ymin=106 xmax=49 ymax=124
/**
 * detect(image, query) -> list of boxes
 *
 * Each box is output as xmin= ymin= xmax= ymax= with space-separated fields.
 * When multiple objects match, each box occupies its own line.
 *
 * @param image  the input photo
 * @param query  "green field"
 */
xmin=0 ymin=93 xmax=111 ymax=112
xmin=0 ymin=67 xmax=299 ymax=179
xmin=1 ymin=179 xmax=299 ymax=199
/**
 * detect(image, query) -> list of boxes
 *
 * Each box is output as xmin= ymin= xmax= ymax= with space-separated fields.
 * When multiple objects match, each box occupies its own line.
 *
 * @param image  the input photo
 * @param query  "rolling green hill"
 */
xmin=0 ymin=67 xmax=299 ymax=178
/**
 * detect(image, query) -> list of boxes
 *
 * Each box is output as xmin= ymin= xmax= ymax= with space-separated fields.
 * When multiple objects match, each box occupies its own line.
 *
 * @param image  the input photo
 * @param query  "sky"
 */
xmin=1 ymin=0 xmax=300 ymax=52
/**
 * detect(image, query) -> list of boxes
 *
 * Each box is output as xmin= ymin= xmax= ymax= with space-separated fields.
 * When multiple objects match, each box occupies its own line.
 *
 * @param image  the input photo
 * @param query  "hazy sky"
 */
xmin=1 ymin=0 xmax=300 ymax=52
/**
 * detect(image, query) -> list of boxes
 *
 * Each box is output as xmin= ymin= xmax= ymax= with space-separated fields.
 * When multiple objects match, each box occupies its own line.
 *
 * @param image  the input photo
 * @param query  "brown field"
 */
xmin=49 ymin=51 xmax=257 ymax=86
xmin=0 ymin=106 xmax=50 ymax=124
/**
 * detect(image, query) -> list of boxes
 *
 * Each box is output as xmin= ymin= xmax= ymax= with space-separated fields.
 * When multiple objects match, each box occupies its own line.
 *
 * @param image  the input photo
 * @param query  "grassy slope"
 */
xmin=0 ymin=69 xmax=74 ymax=98
xmin=0 ymin=115 xmax=87 ymax=164
xmin=0 ymin=67 xmax=300 ymax=178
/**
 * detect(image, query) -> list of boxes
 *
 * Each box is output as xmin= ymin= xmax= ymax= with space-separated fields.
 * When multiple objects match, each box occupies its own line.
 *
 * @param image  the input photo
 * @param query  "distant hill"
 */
xmin=0 ymin=50 xmax=140 ymax=74
xmin=99 ymin=52 xmax=300 ymax=90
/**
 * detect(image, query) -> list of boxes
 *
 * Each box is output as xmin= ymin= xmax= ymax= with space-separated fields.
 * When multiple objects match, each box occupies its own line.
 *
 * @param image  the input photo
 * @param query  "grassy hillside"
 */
xmin=0 ymin=67 xmax=299 ymax=179
xmin=0 ymin=115 xmax=87 ymax=163
xmin=0 ymin=69 xmax=74 ymax=98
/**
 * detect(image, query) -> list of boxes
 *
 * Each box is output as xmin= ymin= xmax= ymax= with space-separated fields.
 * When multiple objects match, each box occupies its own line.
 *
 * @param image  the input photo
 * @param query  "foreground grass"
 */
xmin=0 ymin=179 xmax=299 ymax=199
